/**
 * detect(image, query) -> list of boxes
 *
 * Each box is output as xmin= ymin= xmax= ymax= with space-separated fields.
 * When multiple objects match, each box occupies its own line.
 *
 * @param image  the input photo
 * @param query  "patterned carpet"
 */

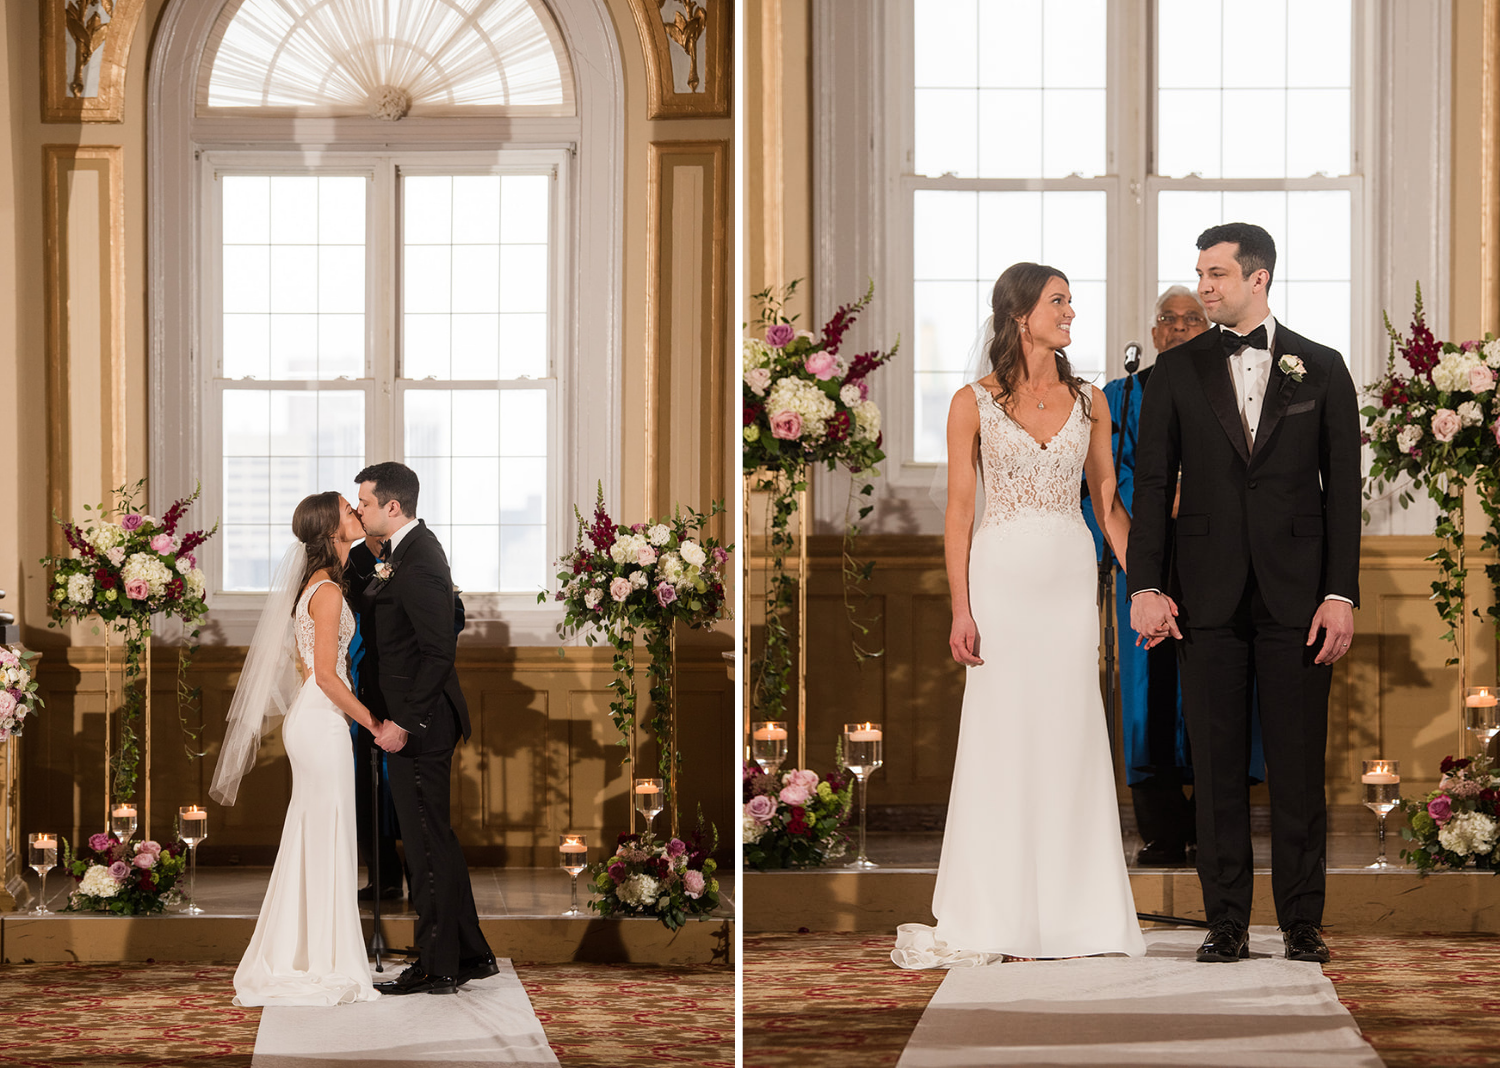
xmin=743 ymin=931 xmax=1500 ymax=1068
xmin=0 ymin=958 xmax=731 ymax=1067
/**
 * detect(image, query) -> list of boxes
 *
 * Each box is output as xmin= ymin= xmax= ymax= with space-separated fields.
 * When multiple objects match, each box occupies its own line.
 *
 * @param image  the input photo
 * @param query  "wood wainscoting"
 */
xmin=22 ymin=641 xmax=734 ymax=866
xmin=750 ymin=534 xmax=1491 ymax=810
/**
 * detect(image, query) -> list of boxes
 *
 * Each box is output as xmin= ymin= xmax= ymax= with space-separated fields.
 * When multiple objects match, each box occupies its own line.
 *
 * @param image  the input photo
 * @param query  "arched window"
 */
xmin=149 ymin=0 xmax=622 ymax=644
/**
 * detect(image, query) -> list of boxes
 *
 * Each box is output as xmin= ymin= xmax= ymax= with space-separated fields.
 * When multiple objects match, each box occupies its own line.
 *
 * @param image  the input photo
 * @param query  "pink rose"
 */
xmin=1432 ymin=408 xmax=1461 ymax=442
xmin=609 ymin=576 xmax=632 ymax=602
xmin=1472 ymin=365 xmax=1496 ymax=394
xmin=779 ymin=782 xmax=812 ymax=807
xmin=765 ymin=323 xmax=796 ymax=349
xmin=0 ymin=648 xmax=18 ymax=667
xmin=133 ymin=851 xmax=156 ymax=870
xmin=712 ymin=547 xmax=729 ymax=565
xmin=107 ymin=861 xmax=130 ymax=882
xmin=1429 ymin=794 xmax=1453 ymax=824
xmin=88 ymin=832 xmax=112 ymax=853
xmin=607 ymin=860 xmax=626 ymax=883
xmin=768 ymin=410 xmax=802 ymax=440
xmin=120 ymin=513 xmax=143 ymax=532
xmin=150 ymin=533 xmax=174 ymax=554
xmin=0 ymin=692 xmax=15 ymax=716
xmin=655 ymin=582 xmax=677 ymax=607
xmin=636 ymin=546 xmax=658 ymax=567
xmin=746 ymin=794 xmax=776 ymax=824
xmin=124 ymin=578 xmax=150 ymax=600
xmin=805 ymin=351 xmax=837 ymax=380
xmin=138 ymin=840 xmax=162 ymax=856
xmin=785 ymin=768 xmax=819 ymax=793
xmin=667 ymin=838 xmax=687 ymax=858
xmin=683 ymin=869 xmax=706 ymax=898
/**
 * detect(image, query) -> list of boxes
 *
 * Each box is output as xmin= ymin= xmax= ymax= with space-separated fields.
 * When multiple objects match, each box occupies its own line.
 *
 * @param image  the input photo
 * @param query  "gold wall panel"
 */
xmin=41 ymin=0 xmax=148 ymax=123
xmin=627 ymin=0 xmax=731 ymax=118
xmin=23 ymin=645 xmax=734 ymax=865
xmin=768 ymin=534 xmax=1484 ymax=809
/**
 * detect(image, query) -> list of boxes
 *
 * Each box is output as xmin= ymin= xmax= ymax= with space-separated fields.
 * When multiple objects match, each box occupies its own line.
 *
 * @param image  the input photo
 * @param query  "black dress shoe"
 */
xmin=1196 ymin=919 xmax=1250 ymax=962
xmin=358 ymin=883 xmax=404 ymax=902
xmin=457 ymin=955 xmax=500 ymax=986
xmin=1135 ymin=841 xmax=1188 ymax=866
xmin=1282 ymin=922 xmax=1330 ymax=963
xmin=375 ymin=965 xmax=459 ymax=996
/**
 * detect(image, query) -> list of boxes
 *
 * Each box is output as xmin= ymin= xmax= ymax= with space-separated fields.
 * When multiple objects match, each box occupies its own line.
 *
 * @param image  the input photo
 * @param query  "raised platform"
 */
xmin=744 ymin=827 xmax=1500 ymax=935
xmin=2 ymin=867 xmax=734 ymax=966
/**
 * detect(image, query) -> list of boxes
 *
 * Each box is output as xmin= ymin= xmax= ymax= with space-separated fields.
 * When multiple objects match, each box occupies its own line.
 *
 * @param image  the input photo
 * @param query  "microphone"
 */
xmin=1124 ymin=342 xmax=1143 ymax=374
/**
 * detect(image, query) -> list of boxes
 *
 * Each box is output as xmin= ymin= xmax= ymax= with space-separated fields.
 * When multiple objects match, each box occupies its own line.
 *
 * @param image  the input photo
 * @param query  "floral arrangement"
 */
xmin=61 ymin=832 xmax=189 ymax=914
xmin=743 ymin=281 xmax=899 ymax=720
xmin=41 ymin=480 xmax=219 ymax=801
xmin=542 ymin=485 xmax=732 ymax=818
xmin=0 ymin=646 xmax=43 ymax=741
xmin=588 ymin=830 xmax=720 ymax=930
xmin=741 ymin=761 xmax=854 ymax=870
xmin=1363 ymin=285 xmax=1500 ymax=659
xmin=1399 ymin=755 xmax=1500 ymax=872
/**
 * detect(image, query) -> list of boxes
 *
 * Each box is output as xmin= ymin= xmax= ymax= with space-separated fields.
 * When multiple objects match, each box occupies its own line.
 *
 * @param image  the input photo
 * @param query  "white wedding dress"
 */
xmin=892 ymin=384 xmax=1146 ymax=967
xmin=233 ymin=579 xmax=378 ymax=1006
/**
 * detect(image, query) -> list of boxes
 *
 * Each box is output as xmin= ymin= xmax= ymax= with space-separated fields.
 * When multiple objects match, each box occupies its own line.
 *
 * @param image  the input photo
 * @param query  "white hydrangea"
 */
xmin=1459 ymin=400 xmax=1485 ymax=427
xmin=742 ymin=337 xmax=773 ymax=371
xmin=764 ymin=377 xmax=836 ymax=440
xmin=679 ymin=541 xmax=706 ymax=568
xmin=658 ymin=552 xmax=689 ymax=588
xmin=66 ymin=572 xmax=94 ymax=604
xmin=1396 ymin=423 xmax=1423 ymax=454
xmin=122 ymin=553 xmax=173 ymax=596
xmin=1432 ymin=351 xmax=1482 ymax=393
xmin=185 ymin=568 xmax=206 ymax=600
xmin=79 ymin=864 xmax=121 ymax=898
xmin=175 ymin=556 xmax=192 ymax=575
xmin=616 ymin=873 xmax=662 ymax=908
xmin=1439 ymin=810 xmax=1499 ymax=856
xmin=83 ymin=521 xmax=126 ymax=553
xmin=839 ymin=384 xmax=863 ymax=407
xmin=584 ymin=588 xmax=603 ymax=610
xmin=609 ymin=533 xmax=648 ymax=565
xmin=629 ymin=570 xmax=648 ymax=589
xmin=1486 ymin=338 xmax=1500 ymax=369
xmin=647 ymin=524 xmax=671 ymax=547
xmin=741 ymin=814 xmax=767 ymax=844
xmin=744 ymin=367 xmax=772 ymax=396
xmin=852 ymin=399 xmax=882 ymax=442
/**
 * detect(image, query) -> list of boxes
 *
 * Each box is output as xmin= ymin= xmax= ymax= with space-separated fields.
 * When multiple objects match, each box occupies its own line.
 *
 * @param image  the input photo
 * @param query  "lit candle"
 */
xmin=34 ymin=835 xmax=56 ymax=850
xmin=753 ymin=725 xmax=788 ymax=740
xmin=847 ymin=724 xmax=883 ymax=742
xmin=635 ymin=783 xmax=661 ymax=795
xmin=1468 ymin=689 xmax=1498 ymax=707
xmin=112 ymin=805 xmax=136 ymax=818
xmin=1361 ymin=762 xmax=1400 ymax=785
xmin=559 ymin=838 xmax=587 ymax=854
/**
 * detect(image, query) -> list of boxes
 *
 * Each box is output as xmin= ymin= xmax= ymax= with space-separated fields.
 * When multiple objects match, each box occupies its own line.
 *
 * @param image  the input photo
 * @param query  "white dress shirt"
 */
xmin=385 ymin=516 xmax=418 ymax=554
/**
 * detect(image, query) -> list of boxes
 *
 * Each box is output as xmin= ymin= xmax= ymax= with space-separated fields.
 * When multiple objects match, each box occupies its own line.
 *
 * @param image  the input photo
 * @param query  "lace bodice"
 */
xmin=970 ymin=382 xmax=1091 ymax=533
xmin=294 ymin=579 xmax=354 ymax=688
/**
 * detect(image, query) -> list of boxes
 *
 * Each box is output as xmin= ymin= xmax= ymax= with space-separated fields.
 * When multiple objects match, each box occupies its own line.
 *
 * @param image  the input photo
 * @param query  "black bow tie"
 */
xmin=380 ymin=540 xmax=393 ymax=560
xmin=1219 ymin=324 xmax=1268 ymax=356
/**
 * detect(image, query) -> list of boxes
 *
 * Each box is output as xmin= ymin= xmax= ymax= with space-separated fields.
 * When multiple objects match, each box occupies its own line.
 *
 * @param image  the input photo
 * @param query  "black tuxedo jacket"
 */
xmin=1125 ymin=320 xmax=1362 ymax=629
xmin=352 ymin=521 xmax=471 ymax=745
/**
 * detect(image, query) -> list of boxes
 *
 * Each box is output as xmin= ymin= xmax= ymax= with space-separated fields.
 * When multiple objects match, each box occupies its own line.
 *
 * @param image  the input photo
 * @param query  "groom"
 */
xmin=354 ymin=462 xmax=495 ymax=995
xmin=1128 ymin=223 xmax=1361 ymax=964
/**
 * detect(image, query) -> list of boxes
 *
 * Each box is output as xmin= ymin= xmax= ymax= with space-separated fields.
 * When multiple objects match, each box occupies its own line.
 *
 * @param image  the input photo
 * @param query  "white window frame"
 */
xmin=812 ymin=0 xmax=1443 ymax=536
xmin=147 ymin=0 xmax=624 ymax=644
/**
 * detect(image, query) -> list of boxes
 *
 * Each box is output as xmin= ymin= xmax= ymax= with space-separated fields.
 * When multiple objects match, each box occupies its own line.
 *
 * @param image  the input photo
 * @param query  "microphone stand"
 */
xmin=369 ymin=738 xmax=387 ymax=971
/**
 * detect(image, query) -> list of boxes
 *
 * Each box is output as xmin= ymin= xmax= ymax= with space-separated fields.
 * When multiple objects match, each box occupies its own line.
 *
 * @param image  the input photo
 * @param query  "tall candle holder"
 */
xmin=28 ymin=833 xmax=57 ymax=914
xmin=1467 ymin=687 xmax=1500 ymax=755
xmin=559 ymin=834 xmax=587 ymax=917
xmin=178 ymin=806 xmax=207 ymax=914
xmin=110 ymin=803 xmax=138 ymax=842
xmin=751 ymin=721 xmax=789 ymax=776
xmin=1361 ymin=759 xmax=1401 ymax=869
xmin=841 ymin=722 xmax=884 ymax=870
xmin=633 ymin=779 xmax=664 ymax=835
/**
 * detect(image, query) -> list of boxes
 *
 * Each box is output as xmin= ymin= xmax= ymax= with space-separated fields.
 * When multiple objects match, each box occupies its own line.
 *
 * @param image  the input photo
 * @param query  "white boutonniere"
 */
xmin=1278 ymin=354 xmax=1307 ymax=383
xmin=373 ymin=560 xmax=397 ymax=586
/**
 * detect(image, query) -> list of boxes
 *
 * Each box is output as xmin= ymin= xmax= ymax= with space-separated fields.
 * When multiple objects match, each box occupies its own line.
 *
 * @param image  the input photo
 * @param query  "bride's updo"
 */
xmin=290 ymin=491 xmax=346 ymax=612
xmin=985 ymin=262 xmax=1088 ymax=414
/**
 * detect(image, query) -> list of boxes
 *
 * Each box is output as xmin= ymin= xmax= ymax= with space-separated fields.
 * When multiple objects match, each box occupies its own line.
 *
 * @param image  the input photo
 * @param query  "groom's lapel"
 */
xmin=370 ymin=520 xmax=427 ymax=598
xmin=1250 ymin=323 xmax=1300 ymax=466
xmin=1191 ymin=330 xmax=1252 ymax=466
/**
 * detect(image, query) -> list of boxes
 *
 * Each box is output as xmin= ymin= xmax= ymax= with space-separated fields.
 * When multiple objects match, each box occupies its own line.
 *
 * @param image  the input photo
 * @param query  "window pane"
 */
xmin=220 ymin=388 xmax=366 ymax=591
xmin=222 ymin=175 xmax=367 ymax=380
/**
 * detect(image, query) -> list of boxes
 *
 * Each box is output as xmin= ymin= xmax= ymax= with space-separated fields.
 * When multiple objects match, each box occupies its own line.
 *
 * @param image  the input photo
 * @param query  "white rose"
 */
xmin=107 ymin=546 xmax=127 ymax=567
xmin=79 ymin=864 xmax=121 ymax=898
xmin=1459 ymin=400 xmax=1484 ymax=427
xmin=66 ymin=572 xmax=94 ymax=604
xmin=679 ymin=541 xmax=706 ymax=568
xmin=647 ymin=524 xmax=671 ymax=547
xmin=744 ymin=367 xmax=772 ymax=396
xmin=1396 ymin=423 xmax=1423 ymax=454
xmin=741 ymin=813 xmax=767 ymax=844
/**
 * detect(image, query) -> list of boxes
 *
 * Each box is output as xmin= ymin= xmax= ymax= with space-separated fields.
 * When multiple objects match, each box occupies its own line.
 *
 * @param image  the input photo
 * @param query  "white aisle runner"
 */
xmin=897 ymin=927 xmax=1383 ymax=1068
xmin=251 ymin=959 xmax=559 ymax=1066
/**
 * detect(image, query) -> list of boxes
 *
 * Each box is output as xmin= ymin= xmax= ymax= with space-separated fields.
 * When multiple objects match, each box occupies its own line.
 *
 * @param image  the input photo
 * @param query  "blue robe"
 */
xmin=1083 ymin=371 xmax=1265 ymax=786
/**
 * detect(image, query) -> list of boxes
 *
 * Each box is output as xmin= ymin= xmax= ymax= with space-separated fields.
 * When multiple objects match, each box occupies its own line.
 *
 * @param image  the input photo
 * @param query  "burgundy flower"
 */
xmin=1381 ymin=379 xmax=1410 ymax=410
xmin=607 ymin=860 xmax=627 ymax=883
xmin=826 ymin=410 xmax=852 ymax=442
xmin=743 ymin=402 xmax=763 ymax=427
xmin=1441 ymin=756 xmax=1472 ymax=775
xmin=94 ymin=567 xmax=116 ymax=589
xmin=616 ymin=832 xmax=641 ymax=848
xmin=787 ymin=807 xmax=812 ymax=836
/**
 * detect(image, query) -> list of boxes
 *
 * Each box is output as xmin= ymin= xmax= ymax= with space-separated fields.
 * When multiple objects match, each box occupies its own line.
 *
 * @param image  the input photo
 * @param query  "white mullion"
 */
xmin=374 ymin=156 xmax=397 ymax=470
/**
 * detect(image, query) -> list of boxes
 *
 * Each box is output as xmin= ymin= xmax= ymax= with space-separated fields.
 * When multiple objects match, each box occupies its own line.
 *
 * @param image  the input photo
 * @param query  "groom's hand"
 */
xmin=1308 ymin=599 xmax=1355 ymax=665
xmin=374 ymin=718 xmax=408 ymax=752
xmin=1130 ymin=591 xmax=1182 ymax=649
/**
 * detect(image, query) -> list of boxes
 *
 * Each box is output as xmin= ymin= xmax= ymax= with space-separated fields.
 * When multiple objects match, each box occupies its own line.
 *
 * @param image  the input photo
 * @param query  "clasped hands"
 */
xmin=372 ymin=717 xmax=408 ymax=752
xmin=1130 ymin=591 xmax=1355 ymax=664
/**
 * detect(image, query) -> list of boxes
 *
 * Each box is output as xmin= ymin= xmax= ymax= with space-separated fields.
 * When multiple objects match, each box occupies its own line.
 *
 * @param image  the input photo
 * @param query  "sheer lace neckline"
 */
xmin=976 ymin=386 xmax=1082 ymax=451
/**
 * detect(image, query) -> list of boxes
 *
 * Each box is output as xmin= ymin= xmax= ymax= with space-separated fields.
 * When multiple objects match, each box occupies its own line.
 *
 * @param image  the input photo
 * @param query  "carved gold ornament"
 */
xmin=64 ymin=0 xmax=114 ymax=99
xmin=662 ymin=0 xmax=708 ymax=93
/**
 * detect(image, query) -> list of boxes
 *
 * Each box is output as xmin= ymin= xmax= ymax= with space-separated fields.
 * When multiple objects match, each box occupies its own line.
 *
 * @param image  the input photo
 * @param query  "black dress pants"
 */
xmin=385 ymin=701 xmax=491 ymax=976
xmin=1177 ymin=567 xmax=1331 ymax=928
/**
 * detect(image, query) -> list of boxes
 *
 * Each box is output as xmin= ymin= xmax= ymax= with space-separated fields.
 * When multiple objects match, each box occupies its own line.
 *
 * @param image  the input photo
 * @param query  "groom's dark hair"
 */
xmin=355 ymin=462 xmax=420 ymax=517
xmin=1197 ymin=222 xmax=1276 ymax=290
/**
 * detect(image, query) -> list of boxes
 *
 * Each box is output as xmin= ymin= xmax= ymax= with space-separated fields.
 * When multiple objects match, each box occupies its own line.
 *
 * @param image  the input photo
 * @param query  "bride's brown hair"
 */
xmin=985 ymin=262 xmax=1089 ymax=416
xmin=290 ymin=491 xmax=346 ymax=614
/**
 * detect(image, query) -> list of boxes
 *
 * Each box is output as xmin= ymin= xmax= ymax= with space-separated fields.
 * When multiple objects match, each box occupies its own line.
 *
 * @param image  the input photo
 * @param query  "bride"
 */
xmin=210 ymin=491 xmax=382 ymax=1005
xmin=893 ymin=262 xmax=1147 ymax=967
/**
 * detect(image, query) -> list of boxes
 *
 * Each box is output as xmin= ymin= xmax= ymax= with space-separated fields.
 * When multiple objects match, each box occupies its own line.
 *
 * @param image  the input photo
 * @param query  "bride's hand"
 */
xmin=949 ymin=615 xmax=983 ymax=666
